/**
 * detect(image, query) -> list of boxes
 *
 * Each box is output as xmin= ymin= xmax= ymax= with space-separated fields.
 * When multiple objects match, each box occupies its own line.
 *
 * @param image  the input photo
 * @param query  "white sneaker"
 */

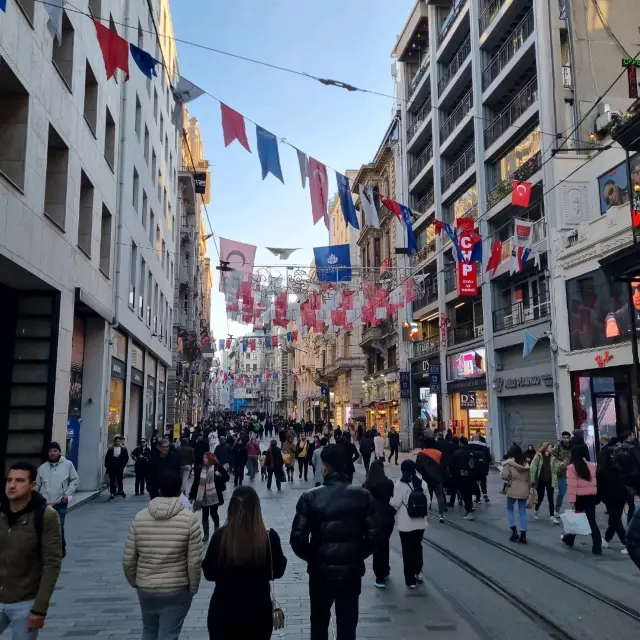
xmin=551 ymin=516 xmax=560 ymax=525
xmin=534 ymin=511 xmax=539 ymax=520
xmin=601 ymin=540 xmax=610 ymax=549
xmin=622 ymin=548 xmax=629 ymax=555
xmin=416 ymin=572 xmax=424 ymax=583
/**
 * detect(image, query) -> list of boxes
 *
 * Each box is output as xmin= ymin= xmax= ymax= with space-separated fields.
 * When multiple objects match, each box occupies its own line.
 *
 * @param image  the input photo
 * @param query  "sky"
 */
xmin=170 ymin=0 xmax=415 ymax=346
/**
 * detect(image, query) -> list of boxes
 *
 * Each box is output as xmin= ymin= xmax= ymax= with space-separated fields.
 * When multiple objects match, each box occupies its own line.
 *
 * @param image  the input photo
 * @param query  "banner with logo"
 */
xmin=457 ymin=261 xmax=477 ymax=296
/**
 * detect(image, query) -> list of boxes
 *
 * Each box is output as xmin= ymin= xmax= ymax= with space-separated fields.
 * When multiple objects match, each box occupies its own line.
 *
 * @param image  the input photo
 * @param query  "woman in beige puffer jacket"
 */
xmin=500 ymin=444 xmax=531 ymax=545
xmin=123 ymin=472 xmax=202 ymax=639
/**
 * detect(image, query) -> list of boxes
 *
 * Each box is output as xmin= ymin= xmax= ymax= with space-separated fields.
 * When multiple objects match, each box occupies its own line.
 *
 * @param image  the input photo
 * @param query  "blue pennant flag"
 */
xmin=313 ymin=244 xmax=352 ymax=282
xmin=265 ymin=336 xmax=272 ymax=348
xmin=129 ymin=44 xmax=159 ymax=79
xmin=218 ymin=339 xmax=225 ymax=351
xmin=336 ymin=172 xmax=360 ymax=231
xmin=470 ymin=238 xmax=482 ymax=263
xmin=287 ymin=331 xmax=292 ymax=342
xmin=523 ymin=329 xmax=538 ymax=358
xmin=256 ymin=126 xmax=284 ymax=183
xmin=242 ymin=339 xmax=247 ymax=353
xmin=399 ymin=205 xmax=417 ymax=255
xmin=445 ymin=224 xmax=463 ymax=262
xmin=0 ymin=0 xmax=6 ymax=12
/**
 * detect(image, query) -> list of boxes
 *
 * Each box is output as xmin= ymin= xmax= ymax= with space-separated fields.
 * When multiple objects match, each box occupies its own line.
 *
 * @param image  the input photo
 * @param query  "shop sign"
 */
xmin=595 ymin=350 xmax=614 ymax=367
xmin=457 ymin=261 xmax=477 ymax=296
xmin=440 ymin=313 xmax=448 ymax=348
xmin=429 ymin=363 xmax=441 ymax=393
xmin=400 ymin=372 xmax=411 ymax=399
xmin=194 ymin=172 xmax=207 ymax=194
xmin=111 ymin=358 xmax=126 ymax=380
xmin=131 ymin=367 xmax=144 ymax=386
xmin=494 ymin=374 xmax=553 ymax=393
xmin=460 ymin=392 xmax=476 ymax=409
xmin=147 ymin=376 xmax=156 ymax=391
xmin=447 ymin=376 xmax=486 ymax=392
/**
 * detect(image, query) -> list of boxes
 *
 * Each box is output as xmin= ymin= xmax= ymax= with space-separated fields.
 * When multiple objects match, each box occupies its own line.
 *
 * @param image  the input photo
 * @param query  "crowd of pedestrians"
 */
xmin=5 ymin=411 xmax=640 ymax=639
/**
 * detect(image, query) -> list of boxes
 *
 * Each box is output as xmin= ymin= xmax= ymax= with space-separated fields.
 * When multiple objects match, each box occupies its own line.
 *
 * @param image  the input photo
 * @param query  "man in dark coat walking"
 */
xmin=146 ymin=439 xmax=180 ymax=499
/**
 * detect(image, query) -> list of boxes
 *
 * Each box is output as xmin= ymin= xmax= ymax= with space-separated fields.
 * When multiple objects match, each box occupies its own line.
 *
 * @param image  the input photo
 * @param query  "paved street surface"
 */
xmin=5 ymin=449 xmax=640 ymax=639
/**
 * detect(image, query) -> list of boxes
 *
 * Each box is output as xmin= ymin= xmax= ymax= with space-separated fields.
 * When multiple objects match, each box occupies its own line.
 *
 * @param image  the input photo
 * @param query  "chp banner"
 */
xmin=457 ymin=261 xmax=478 ymax=296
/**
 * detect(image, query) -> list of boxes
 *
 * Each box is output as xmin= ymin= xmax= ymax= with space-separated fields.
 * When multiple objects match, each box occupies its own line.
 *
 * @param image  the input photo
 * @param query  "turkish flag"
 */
xmin=512 ymin=181 xmax=532 ymax=207
xmin=485 ymin=239 xmax=503 ymax=275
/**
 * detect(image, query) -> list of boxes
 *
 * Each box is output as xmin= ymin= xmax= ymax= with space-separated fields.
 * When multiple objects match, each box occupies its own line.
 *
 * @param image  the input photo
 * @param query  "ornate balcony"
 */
xmin=413 ymin=335 xmax=440 ymax=358
xmin=493 ymin=291 xmax=550 ymax=332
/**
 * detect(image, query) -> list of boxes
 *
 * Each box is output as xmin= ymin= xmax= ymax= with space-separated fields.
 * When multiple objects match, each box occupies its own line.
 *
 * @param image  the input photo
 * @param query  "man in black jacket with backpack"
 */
xmin=450 ymin=437 xmax=476 ymax=520
xmin=290 ymin=445 xmax=381 ymax=640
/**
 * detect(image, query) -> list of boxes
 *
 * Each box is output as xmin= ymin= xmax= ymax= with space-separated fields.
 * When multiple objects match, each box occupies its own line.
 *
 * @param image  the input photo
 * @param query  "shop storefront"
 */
xmin=108 ymin=329 xmax=127 ymax=445
xmin=447 ymin=348 xmax=488 ymax=439
xmin=157 ymin=364 xmax=166 ymax=436
xmin=367 ymin=401 xmax=400 ymax=436
xmin=145 ymin=352 xmax=157 ymax=442
xmin=66 ymin=316 xmax=85 ymax=469
xmin=572 ymin=365 xmax=633 ymax=455
xmin=128 ymin=343 xmax=144 ymax=445
xmin=410 ymin=359 xmax=442 ymax=430
xmin=363 ymin=373 xmax=401 ymax=435
xmin=493 ymin=352 xmax=556 ymax=450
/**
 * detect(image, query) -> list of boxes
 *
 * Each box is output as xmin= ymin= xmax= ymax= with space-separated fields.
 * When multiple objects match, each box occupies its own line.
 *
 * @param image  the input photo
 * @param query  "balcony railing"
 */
xmin=479 ymin=0 xmax=506 ymax=35
xmin=438 ymin=35 xmax=471 ymax=96
xmin=409 ymin=58 xmax=430 ymax=98
xmin=412 ymin=241 xmax=437 ymax=266
xmin=562 ymin=64 xmax=572 ymax=88
xmin=481 ymin=10 xmax=534 ymax=89
xmin=484 ymin=78 xmax=537 ymax=148
xmin=493 ymin=292 xmax=550 ymax=332
xmin=449 ymin=321 xmax=484 ymax=345
xmin=486 ymin=150 xmax=541 ymax=208
xmin=413 ymin=335 xmax=440 ymax=358
xmin=413 ymin=188 xmax=435 ymax=215
xmin=407 ymin=96 xmax=432 ymax=142
xmin=409 ymin=142 xmax=434 ymax=183
xmin=441 ymin=145 xmax=475 ymax=193
xmin=444 ymin=264 xmax=457 ymax=294
xmin=440 ymin=89 xmax=473 ymax=144
xmin=412 ymin=277 xmax=438 ymax=309
xmin=438 ymin=0 xmax=466 ymax=45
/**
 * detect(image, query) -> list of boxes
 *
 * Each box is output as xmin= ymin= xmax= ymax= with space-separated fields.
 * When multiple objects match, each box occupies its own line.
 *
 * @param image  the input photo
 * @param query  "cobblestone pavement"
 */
xmin=4 ymin=451 xmax=482 ymax=640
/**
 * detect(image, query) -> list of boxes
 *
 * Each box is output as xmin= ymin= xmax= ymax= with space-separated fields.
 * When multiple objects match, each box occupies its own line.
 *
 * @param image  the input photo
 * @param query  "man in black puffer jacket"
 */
xmin=290 ymin=444 xmax=382 ymax=640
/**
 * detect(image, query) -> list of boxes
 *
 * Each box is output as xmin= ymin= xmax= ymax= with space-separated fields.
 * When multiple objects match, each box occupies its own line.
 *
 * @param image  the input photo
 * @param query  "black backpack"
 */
xmin=613 ymin=442 xmax=640 ymax=488
xmin=404 ymin=480 xmax=429 ymax=519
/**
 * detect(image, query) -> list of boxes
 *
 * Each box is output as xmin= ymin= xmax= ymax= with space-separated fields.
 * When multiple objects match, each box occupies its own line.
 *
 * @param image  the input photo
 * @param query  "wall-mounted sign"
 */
xmin=459 ymin=392 xmax=477 ymax=409
xmin=595 ymin=350 xmax=614 ymax=367
xmin=457 ymin=261 xmax=477 ymax=296
xmin=440 ymin=313 xmax=448 ymax=348
xmin=400 ymin=372 xmax=411 ymax=399
xmin=494 ymin=375 xmax=553 ymax=393
xmin=429 ymin=363 xmax=441 ymax=393
xmin=194 ymin=172 xmax=207 ymax=194
xmin=111 ymin=358 xmax=126 ymax=379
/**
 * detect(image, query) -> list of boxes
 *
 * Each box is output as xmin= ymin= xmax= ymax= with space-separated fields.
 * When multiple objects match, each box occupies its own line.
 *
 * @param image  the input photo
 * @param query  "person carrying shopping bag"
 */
xmin=561 ymin=446 xmax=602 ymax=555
xmin=501 ymin=445 xmax=531 ymax=544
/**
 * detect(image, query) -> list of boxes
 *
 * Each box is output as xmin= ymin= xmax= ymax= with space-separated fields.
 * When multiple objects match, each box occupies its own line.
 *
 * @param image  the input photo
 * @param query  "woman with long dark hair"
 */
xmin=501 ymin=444 xmax=531 ymax=543
xmin=202 ymin=486 xmax=287 ymax=639
xmin=562 ymin=446 xmax=602 ymax=554
xmin=363 ymin=460 xmax=395 ymax=588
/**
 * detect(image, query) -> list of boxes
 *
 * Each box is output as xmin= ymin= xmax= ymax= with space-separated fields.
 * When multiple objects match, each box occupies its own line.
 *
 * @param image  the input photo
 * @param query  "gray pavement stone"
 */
xmin=2 ymin=452 xmax=485 ymax=640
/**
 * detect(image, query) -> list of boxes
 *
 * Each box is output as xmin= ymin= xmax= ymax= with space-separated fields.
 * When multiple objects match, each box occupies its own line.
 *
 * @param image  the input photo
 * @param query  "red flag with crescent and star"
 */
xmin=218 ymin=237 xmax=257 ymax=292
xmin=512 ymin=181 xmax=532 ymax=207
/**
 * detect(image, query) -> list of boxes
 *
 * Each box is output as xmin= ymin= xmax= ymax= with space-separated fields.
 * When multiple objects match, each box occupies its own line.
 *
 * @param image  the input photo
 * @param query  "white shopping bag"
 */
xmin=560 ymin=510 xmax=591 ymax=536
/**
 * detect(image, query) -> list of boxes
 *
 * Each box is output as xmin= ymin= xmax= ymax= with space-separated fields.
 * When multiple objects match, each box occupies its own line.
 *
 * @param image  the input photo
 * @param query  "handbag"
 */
xmin=500 ymin=472 xmax=512 ymax=496
xmin=526 ymin=487 xmax=538 ymax=509
xmin=560 ymin=510 xmax=592 ymax=536
xmin=267 ymin=532 xmax=285 ymax=630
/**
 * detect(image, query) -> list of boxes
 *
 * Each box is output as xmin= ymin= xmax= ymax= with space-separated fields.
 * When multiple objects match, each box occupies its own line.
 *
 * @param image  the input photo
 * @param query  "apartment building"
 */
xmin=395 ymin=0 xmax=639 ymax=455
xmin=166 ymin=110 xmax=213 ymax=429
xmin=0 ymin=0 xmax=181 ymax=485
xmin=229 ymin=331 xmax=265 ymax=412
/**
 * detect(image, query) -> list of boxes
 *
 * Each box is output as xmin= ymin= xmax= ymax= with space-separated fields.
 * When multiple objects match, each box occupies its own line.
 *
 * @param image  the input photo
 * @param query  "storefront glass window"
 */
xmin=566 ymin=269 xmax=632 ymax=350
xmin=498 ymin=127 xmax=541 ymax=181
xmin=108 ymin=378 xmax=125 ymax=445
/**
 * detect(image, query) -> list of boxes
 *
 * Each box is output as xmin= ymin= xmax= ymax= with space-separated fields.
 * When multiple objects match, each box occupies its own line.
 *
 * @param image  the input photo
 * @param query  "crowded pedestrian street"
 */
xmin=15 ymin=450 xmax=640 ymax=640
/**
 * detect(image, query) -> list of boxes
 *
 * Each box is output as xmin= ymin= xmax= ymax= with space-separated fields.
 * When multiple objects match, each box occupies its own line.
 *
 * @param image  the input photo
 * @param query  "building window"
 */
xmin=170 ymin=259 xmax=173 ymax=283
xmin=151 ymin=150 xmax=157 ymax=184
xmin=142 ymin=190 xmax=148 ymax=229
xmin=161 ymin=239 xmax=166 ymax=270
xmin=164 ymin=133 xmax=169 ymax=164
xmin=88 ymin=0 xmax=101 ymax=19
xmin=149 ymin=211 xmax=155 ymax=245
xmin=566 ymin=269 xmax=630 ymax=351
xmin=132 ymin=166 xmax=139 ymax=213
xmin=146 ymin=272 xmax=153 ymax=325
xmin=387 ymin=345 xmax=397 ymax=369
xmin=375 ymin=353 xmax=385 ymax=372
xmin=144 ymin=125 xmax=150 ymax=164
xmin=155 ymin=225 xmax=161 ymax=256
xmin=104 ymin=106 xmax=116 ymax=170
xmin=44 ymin=124 xmax=69 ymax=229
xmin=129 ymin=242 xmax=137 ymax=309
xmin=153 ymin=87 xmax=158 ymax=122
xmin=153 ymin=283 xmax=159 ymax=333
xmin=139 ymin=258 xmax=146 ymax=317
xmin=0 ymin=59 xmax=29 ymax=191
xmin=134 ymin=94 xmax=142 ymax=140
xmin=497 ymin=126 xmax=541 ymax=182
xmin=99 ymin=204 xmax=112 ymax=277
xmin=15 ymin=0 xmax=35 ymax=25
xmin=83 ymin=61 xmax=98 ymax=135
xmin=159 ymin=112 xmax=164 ymax=140
xmin=78 ymin=170 xmax=94 ymax=256
xmin=137 ymin=20 xmax=144 ymax=49
xmin=51 ymin=12 xmax=74 ymax=91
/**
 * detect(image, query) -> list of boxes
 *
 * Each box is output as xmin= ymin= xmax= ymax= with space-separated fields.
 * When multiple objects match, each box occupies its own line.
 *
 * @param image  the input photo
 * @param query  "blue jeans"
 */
xmin=507 ymin=498 xmax=528 ymax=531
xmin=0 ymin=600 xmax=39 ymax=639
xmin=53 ymin=503 xmax=67 ymax=555
xmin=137 ymin=588 xmax=192 ymax=640
xmin=555 ymin=477 xmax=567 ymax=512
